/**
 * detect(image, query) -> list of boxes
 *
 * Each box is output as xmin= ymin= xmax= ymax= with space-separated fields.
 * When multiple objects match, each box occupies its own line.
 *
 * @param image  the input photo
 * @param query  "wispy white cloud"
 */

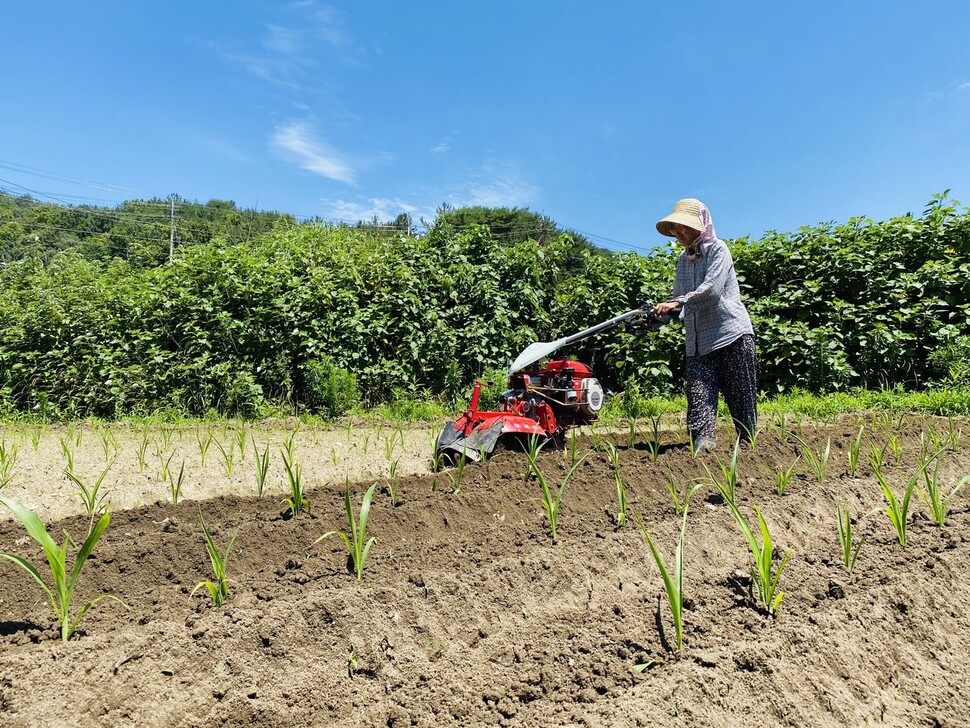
xmin=321 ymin=197 xmax=423 ymax=223
xmin=263 ymin=24 xmax=303 ymax=55
xmin=925 ymin=80 xmax=970 ymax=104
xmin=315 ymin=162 xmax=540 ymax=226
xmin=271 ymin=121 xmax=356 ymax=184
xmin=451 ymin=163 xmax=540 ymax=208
xmin=223 ymin=3 xmax=365 ymax=91
xmin=431 ymin=134 xmax=454 ymax=154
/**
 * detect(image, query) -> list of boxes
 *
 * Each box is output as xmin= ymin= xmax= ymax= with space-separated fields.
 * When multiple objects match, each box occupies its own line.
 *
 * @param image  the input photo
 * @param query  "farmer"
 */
xmin=651 ymin=198 xmax=757 ymax=453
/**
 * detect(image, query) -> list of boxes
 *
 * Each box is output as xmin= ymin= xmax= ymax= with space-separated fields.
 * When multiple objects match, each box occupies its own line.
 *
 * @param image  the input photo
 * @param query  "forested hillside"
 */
xmin=0 ymin=191 xmax=967 ymax=419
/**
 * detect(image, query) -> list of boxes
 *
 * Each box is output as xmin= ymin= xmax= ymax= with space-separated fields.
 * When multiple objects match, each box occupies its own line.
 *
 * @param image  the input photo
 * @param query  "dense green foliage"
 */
xmin=0 ymin=193 xmax=294 ymax=266
xmin=0 ymin=190 xmax=966 ymax=419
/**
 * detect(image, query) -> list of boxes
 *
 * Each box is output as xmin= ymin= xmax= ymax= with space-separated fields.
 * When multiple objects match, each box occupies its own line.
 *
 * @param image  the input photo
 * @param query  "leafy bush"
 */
xmin=300 ymin=357 xmax=359 ymax=419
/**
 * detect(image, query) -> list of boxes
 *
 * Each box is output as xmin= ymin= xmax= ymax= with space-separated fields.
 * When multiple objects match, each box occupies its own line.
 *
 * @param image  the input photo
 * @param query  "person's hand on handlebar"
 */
xmin=652 ymin=301 xmax=683 ymax=317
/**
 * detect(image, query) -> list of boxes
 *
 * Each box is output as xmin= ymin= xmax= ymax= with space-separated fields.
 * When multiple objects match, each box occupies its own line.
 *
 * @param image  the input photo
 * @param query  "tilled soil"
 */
xmin=1 ymin=416 xmax=969 ymax=727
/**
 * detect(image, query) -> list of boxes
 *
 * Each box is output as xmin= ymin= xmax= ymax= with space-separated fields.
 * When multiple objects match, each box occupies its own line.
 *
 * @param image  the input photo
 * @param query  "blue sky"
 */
xmin=1 ymin=1 xmax=968 ymax=253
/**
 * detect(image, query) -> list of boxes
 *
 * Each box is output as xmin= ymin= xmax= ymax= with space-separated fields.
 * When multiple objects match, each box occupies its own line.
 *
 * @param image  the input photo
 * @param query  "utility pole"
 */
xmin=169 ymin=196 xmax=176 ymax=263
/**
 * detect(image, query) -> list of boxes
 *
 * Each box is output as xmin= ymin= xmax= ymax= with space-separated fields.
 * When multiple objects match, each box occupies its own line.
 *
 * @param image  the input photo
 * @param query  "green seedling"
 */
xmin=665 ymin=470 xmax=701 ymax=517
xmin=383 ymin=434 xmax=397 ymax=462
xmin=445 ymin=448 xmax=468 ymax=494
xmin=645 ymin=415 xmax=663 ymax=462
xmin=0 ymin=438 xmax=19 ymax=487
xmin=281 ymin=450 xmax=309 ymax=516
xmin=705 ymin=439 xmax=741 ymax=505
xmin=724 ymin=500 xmax=791 ymax=617
xmin=0 ymin=493 xmax=125 ymax=641
xmin=283 ymin=430 xmax=297 ymax=462
xmin=159 ymin=451 xmax=176 ymax=483
xmin=945 ymin=415 xmax=961 ymax=451
xmin=743 ymin=425 xmax=763 ymax=450
xmin=191 ymin=512 xmax=239 ymax=606
xmin=252 ymin=437 xmax=270 ymax=497
xmin=59 ymin=436 xmax=75 ymax=475
xmin=234 ymin=426 xmax=247 ymax=461
xmin=214 ymin=438 xmax=235 ymax=478
xmin=65 ymin=462 xmax=113 ymax=522
xmin=386 ymin=459 xmax=401 ymax=506
xmin=30 ymin=426 xmax=44 ymax=451
xmin=196 ymin=427 xmax=214 ymax=468
xmin=887 ymin=434 xmax=903 ymax=466
xmin=603 ymin=443 xmax=628 ymax=527
xmin=918 ymin=450 xmax=966 ymax=527
xmin=523 ymin=433 xmax=548 ymax=482
xmin=836 ymin=504 xmax=865 ymax=574
xmin=877 ymin=450 xmax=942 ymax=547
xmin=568 ymin=429 xmax=580 ymax=468
xmin=847 ymin=425 xmax=865 ymax=477
xmin=773 ymin=456 xmax=800 ymax=496
xmin=794 ymin=435 xmax=830 ymax=487
xmin=157 ymin=427 xmax=171 ymax=450
xmin=868 ymin=440 xmax=888 ymax=475
xmin=168 ymin=459 xmax=186 ymax=505
xmin=314 ymin=482 xmax=378 ymax=581
xmin=634 ymin=494 xmax=699 ymax=652
xmin=97 ymin=427 xmax=117 ymax=461
xmin=531 ymin=453 xmax=587 ymax=540
xmin=773 ymin=412 xmax=790 ymax=444
xmin=137 ymin=429 xmax=150 ymax=474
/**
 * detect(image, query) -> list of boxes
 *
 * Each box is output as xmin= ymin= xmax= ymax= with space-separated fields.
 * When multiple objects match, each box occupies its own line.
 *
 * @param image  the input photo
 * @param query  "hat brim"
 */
xmin=656 ymin=213 xmax=703 ymax=237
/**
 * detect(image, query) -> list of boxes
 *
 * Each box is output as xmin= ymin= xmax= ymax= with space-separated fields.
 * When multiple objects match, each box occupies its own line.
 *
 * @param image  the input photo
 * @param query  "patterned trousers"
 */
xmin=685 ymin=334 xmax=758 ymax=442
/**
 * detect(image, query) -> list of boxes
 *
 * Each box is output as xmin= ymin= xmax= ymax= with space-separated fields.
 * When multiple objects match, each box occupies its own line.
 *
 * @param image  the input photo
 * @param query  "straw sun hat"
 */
xmin=656 ymin=198 xmax=705 ymax=237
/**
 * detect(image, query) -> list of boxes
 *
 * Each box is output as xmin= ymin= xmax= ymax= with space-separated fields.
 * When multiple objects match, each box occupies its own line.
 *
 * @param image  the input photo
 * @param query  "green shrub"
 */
xmin=301 ymin=357 xmax=359 ymax=419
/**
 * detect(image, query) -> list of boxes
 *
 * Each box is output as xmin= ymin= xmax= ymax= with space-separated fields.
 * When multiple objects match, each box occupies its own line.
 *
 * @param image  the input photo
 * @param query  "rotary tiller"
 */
xmin=435 ymin=307 xmax=670 ymax=462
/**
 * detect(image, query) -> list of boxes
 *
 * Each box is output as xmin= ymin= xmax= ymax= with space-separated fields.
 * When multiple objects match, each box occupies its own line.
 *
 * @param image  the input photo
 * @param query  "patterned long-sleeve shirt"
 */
xmin=670 ymin=239 xmax=753 ymax=357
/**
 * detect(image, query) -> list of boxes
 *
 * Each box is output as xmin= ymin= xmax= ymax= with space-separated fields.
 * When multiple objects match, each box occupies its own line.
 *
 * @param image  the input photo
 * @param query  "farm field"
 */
xmin=0 ymin=416 xmax=969 ymax=727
